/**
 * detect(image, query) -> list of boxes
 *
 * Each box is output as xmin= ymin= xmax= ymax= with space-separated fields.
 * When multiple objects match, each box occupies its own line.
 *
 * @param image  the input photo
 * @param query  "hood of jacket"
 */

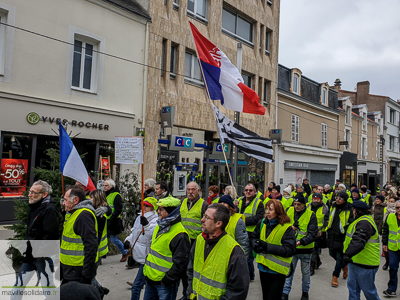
xmin=72 ymin=199 xmax=96 ymax=213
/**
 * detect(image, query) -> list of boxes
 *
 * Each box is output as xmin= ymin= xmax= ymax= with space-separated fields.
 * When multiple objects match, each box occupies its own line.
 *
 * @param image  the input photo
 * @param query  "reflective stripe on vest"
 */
xmin=324 ymin=207 xmax=350 ymax=234
xmin=191 ymin=234 xmax=238 ymax=300
xmin=180 ymin=198 xmax=204 ymax=240
xmin=239 ymin=196 xmax=262 ymax=232
xmin=287 ymin=207 xmax=314 ymax=249
xmin=106 ymin=192 xmax=121 ymax=219
xmin=225 ymin=214 xmax=245 ymax=239
xmin=61 ymin=208 xmax=98 ymax=266
xmin=387 ymin=213 xmax=400 ymax=251
xmin=343 ymin=215 xmax=380 ymax=266
xmin=143 ymin=223 xmax=188 ymax=281
xmin=256 ymin=222 xmax=293 ymax=275
xmin=98 ymin=216 xmax=108 ymax=256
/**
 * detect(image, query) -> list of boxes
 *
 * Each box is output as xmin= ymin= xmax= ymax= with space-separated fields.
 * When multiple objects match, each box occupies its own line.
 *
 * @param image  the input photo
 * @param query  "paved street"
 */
xmin=96 ymin=249 xmax=390 ymax=300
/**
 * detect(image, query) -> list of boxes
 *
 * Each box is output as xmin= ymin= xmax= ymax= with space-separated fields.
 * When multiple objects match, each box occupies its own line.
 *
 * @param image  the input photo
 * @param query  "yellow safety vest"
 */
xmin=238 ymin=196 xmax=263 ymax=232
xmin=98 ymin=216 xmax=108 ymax=257
xmin=225 ymin=214 xmax=245 ymax=239
xmin=343 ymin=215 xmax=380 ymax=266
xmin=211 ymin=197 xmax=220 ymax=204
xmin=61 ymin=208 xmax=99 ymax=266
xmin=106 ymin=192 xmax=121 ymax=219
xmin=306 ymin=203 xmax=328 ymax=230
xmin=263 ymin=197 xmax=289 ymax=210
xmin=387 ymin=213 xmax=400 ymax=251
xmin=143 ymin=222 xmax=188 ymax=281
xmin=287 ymin=207 xmax=314 ymax=249
xmin=191 ymin=234 xmax=239 ymax=300
xmin=180 ymin=198 xmax=204 ymax=240
xmin=284 ymin=197 xmax=293 ymax=207
xmin=324 ymin=206 xmax=350 ymax=234
xmin=256 ymin=222 xmax=293 ymax=275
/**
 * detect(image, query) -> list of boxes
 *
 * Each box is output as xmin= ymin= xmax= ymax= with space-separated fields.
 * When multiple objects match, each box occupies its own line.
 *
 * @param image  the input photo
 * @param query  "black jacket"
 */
xmin=25 ymin=195 xmax=60 ymax=240
xmin=382 ymin=213 xmax=400 ymax=246
xmin=105 ymin=188 xmax=123 ymax=235
xmin=239 ymin=195 xmax=265 ymax=237
xmin=61 ymin=201 xmax=98 ymax=282
xmin=144 ymin=215 xmax=191 ymax=287
xmin=250 ymin=218 xmax=296 ymax=258
xmin=289 ymin=207 xmax=318 ymax=254
xmin=344 ymin=213 xmax=379 ymax=269
xmin=326 ymin=202 xmax=354 ymax=251
xmin=187 ymin=232 xmax=249 ymax=300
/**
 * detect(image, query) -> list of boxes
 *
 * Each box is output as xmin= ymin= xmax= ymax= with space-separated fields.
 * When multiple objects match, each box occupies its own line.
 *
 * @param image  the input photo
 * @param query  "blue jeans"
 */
xmin=143 ymin=282 xmax=178 ymax=300
xmin=347 ymin=263 xmax=380 ymax=300
xmin=248 ymin=256 xmax=255 ymax=280
xmin=131 ymin=264 xmax=146 ymax=300
xmin=329 ymin=248 xmax=345 ymax=277
xmin=283 ymin=253 xmax=312 ymax=295
xmin=109 ymin=234 xmax=127 ymax=255
xmin=388 ymin=250 xmax=400 ymax=292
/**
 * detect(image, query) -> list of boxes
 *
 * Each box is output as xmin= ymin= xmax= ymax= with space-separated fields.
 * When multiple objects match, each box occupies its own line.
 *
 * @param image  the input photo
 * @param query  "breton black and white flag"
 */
xmin=212 ymin=104 xmax=274 ymax=163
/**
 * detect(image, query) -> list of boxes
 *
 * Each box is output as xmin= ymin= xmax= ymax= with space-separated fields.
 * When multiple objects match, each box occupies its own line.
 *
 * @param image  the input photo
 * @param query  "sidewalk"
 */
xmin=0 ymin=225 xmax=15 ymax=240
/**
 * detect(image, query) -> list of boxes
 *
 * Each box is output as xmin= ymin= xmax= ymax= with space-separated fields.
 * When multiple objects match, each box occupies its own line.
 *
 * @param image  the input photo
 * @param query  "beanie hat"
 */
xmin=283 ymin=187 xmax=292 ymax=195
xmin=338 ymin=184 xmax=346 ymax=190
xmin=157 ymin=196 xmax=181 ymax=214
xmin=352 ymin=188 xmax=360 ymax=194
xmin=360 ymin=187 xmax=367 ymax=193
xmin=218 ymin=195 xmax=235 ymax=209
xmin=143 ymin=197 xmax=158 ymax=210
xmin=312 ymin=193 xmax=323 ymax=200
xmin=352 ymin=200 xmax=370 ymax=210
xmin=336 ymin=179 xmax=342 ymax=183
xmin=337 ymin=191 xmax=349 ymax=201
xmin=293 ymin=194 xmax=306 ymax=204
xmin=351 ymin=183 xmax=358 ymax=188
xmin=376 ymin=195 xmax=385 ymax=201
xmin=272 ymin=185 xmax=281 ymax=193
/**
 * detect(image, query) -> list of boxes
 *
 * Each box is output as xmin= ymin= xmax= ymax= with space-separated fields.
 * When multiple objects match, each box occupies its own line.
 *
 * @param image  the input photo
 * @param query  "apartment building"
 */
xmin=0 ymin=0 xmax=151 ymax=222
xmin=144 ymin=0 xmax=281 ymax=193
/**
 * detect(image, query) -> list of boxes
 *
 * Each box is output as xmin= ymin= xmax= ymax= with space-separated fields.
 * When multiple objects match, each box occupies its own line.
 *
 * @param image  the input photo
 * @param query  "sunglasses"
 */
xmin=244 ymin=189 xmax=254 ymax=192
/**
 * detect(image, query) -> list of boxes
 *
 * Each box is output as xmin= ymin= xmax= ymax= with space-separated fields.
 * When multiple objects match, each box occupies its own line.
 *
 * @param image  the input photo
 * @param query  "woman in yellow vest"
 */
xmin=343 ymin=200 xmax=380 ymax=300
xmin=381 ymin=199 xmax=400 ymax=297
xmin=218 ymin=195 xmax=250 ymax=258
xmin=251 ymin=199 xmax=296 ymax=300
xmin=207 ymin=185 xmax=220 ymax=204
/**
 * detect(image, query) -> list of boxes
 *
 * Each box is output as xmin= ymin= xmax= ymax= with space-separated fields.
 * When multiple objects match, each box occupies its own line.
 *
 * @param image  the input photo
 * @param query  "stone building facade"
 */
xmin=144 ymin=0 xmax=281 ymax=193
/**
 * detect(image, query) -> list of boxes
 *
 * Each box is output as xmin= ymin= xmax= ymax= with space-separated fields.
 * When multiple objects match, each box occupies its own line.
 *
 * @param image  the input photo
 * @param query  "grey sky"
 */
xmin=278 ymin=0 xmax=400 ymax=100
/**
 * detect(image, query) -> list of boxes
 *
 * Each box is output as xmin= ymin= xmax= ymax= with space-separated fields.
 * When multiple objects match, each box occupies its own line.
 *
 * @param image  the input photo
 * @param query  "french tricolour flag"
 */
xmin=59 ymin=123 xmax=96 ymax=191
xmin=189 ymin=21 xmax=266 ymax=115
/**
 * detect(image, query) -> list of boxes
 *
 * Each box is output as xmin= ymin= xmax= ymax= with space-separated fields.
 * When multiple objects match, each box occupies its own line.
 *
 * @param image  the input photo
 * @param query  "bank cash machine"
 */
xmin=172 ymin=163 xmax=198 ymax=197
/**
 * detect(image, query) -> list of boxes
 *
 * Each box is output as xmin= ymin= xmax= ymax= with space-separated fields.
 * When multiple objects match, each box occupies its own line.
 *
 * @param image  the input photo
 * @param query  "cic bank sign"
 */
xmin=169 ymin=135 xmax=195 ymax=152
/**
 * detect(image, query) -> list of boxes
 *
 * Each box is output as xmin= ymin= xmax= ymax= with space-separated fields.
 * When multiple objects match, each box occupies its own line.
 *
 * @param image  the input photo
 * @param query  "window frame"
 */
xmin=362 ymin=112 xmax=367 ymax=131
xmin=390 ymin=136 xmax=395 ymax=151
xmin=71 ymin=38 xmax=97 ymax=92
xmin=291 ymin=114 xmax=299 ymax=143
xmin=321 ymin=123 xmax=327 ymax=148
xmin=292 ymin=74 xmax=299 ymax=94
xmin=222 ymin=7 xmax=254 ymax=46
xmin=265 ymin=29 xmax=271 ymax=55
xmin=345 ymin=106 xmax=351 ymax=125
xmin=184 ymin=51 xmax=203 ymax=87
xmin=263 ymin=80 xmax=269 ymax=106
xmin=66 ymin=26 xmax=105 ymax=97
xmin=187 ymin=0 xmax=208 ymax=23
xmin=173 ymin=0 xmax=179 ymax=10
xmin=0 ymin=3 xmax=16 ymax=82
xmin=241 ymin=72 xmax=253 ymax=89
xmin=361 ymin=137 xmax=367 ymax=159
xmin=170 ymin=43 xmax=178 ymax=79
xmin=390 ymin=108 xmax=396 ymax=124
xmin=321 ymin=88 xmax=328 ymax=106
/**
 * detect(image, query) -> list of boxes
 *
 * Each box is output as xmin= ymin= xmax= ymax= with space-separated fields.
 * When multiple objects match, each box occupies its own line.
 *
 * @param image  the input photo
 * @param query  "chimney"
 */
xmin=333 ymin=78 xmax=342 ymax=92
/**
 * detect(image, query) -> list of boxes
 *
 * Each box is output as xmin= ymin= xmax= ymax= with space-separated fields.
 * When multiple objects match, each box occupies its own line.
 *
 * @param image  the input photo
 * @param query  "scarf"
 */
xmin=207 ymin=193 xmax=219 ymax=205
xmin=270 ymin=193 xmax=281 ymax=199
xmin=268 ymin=218 xmax=278 ymax=226
xmin=157 ymin=206 xmax=180 ymax=232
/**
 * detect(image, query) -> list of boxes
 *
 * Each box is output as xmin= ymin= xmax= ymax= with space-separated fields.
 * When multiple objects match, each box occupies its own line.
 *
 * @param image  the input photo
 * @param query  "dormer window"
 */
xmin=322 ymin=88 xmax=327 ymax=105
xmin=291 ymin=68 xmax=301 ymax=95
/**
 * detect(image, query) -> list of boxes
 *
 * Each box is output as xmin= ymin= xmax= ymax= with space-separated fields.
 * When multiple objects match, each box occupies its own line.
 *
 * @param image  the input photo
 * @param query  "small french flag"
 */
xmin=189 ymin=21 xmax=266 ymax=115
xmin=59 ymin=124 xmax=96 ymax=191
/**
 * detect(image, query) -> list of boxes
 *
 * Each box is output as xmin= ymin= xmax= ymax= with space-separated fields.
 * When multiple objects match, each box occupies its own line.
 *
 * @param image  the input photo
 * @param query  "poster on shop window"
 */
xmin=0 ymin=159 xmax=28 ymax=197
xmin=101 ymin=157 xmax=110 ymax=177
xmin=115 ymin=136 xmax=143 ymax=164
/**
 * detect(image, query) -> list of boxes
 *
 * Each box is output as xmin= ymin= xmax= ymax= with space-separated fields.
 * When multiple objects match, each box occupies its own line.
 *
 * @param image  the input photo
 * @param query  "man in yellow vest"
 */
xmin=238 ymin=183 xmax=265 ymax=281
xmin=143 ymin=196 xmax=190 ymax=300
xmin=179 ymin=181 xmax=208 ymax=299
xmin=381 ymin=199 xmax=400 ymax=297
xmin=218 ymin=195 xmax=250 ymax=258
xmin=104 ymin=179 xmax=127 ymax=262
xmin=61 ymin=186 xmax=98 ymax=284
xmin=187 ymin=203 xmax=249 ymax=300
xmin=343 ymin=200 xmax=380 ymax=300
xmin=282 ymin=194 xmax=318 ymax=300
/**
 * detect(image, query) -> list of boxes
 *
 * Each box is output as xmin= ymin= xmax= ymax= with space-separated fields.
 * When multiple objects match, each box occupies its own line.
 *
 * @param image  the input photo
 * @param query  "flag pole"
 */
xmin=141 ymin=163 xmax=145 ymax=235
xmin=62 ymin=175 xmax=65 ymax=196
xmin=188 ymin=22 xmax=234 ymax=187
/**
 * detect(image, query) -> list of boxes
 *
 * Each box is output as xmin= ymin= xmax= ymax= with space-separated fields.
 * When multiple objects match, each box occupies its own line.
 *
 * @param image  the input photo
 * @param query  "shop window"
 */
xmin=1 ymin=134 xmax=33 ymax=197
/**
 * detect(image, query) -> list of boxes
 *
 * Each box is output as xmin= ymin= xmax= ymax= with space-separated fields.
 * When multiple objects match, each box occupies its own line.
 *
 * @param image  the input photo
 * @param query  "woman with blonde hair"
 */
xmin=224 ymin=185 xmax=237 ymax=199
